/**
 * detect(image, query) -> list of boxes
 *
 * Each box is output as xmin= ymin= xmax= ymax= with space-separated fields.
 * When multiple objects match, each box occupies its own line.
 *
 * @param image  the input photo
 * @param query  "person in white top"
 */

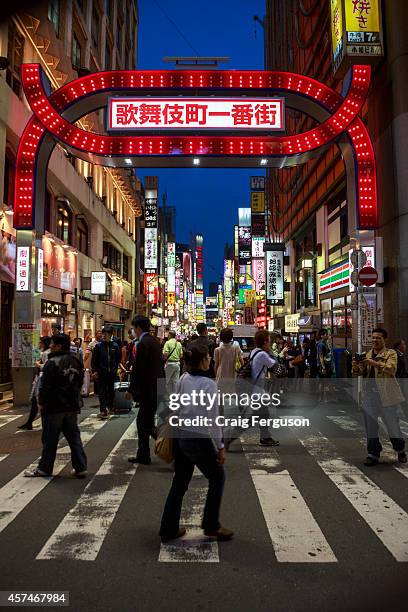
xmin=159 ymin=344 xmax=233 ymax=544
xmin=214 ymin=328 xmax=244 ymax=392
xmin=225 ymin=329 xmax=280 ymax=450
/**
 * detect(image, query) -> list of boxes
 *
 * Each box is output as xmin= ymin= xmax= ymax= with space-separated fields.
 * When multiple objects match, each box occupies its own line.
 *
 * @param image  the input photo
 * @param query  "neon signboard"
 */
xmin=108 ymin=98 xmax=284 ymax=131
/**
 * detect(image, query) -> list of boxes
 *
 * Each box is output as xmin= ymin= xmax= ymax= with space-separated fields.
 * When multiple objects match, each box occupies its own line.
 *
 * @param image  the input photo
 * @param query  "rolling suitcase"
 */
xmin=113 ymin=380 xmax=133 ymax=413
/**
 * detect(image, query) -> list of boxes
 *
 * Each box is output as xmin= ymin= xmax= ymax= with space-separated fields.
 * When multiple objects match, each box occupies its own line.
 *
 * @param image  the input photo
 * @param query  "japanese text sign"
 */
xmin=16 ymin=246 xmax=30 ymax=292
xmin=109 ymin=97 xmax=284 ymax=131
xmin=265 ymin=244 xmax=285 ymax=306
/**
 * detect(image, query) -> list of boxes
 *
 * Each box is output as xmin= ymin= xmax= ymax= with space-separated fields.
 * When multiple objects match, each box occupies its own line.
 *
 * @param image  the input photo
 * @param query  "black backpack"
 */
xmin=237 ymin=349 xmax=263 ymax=379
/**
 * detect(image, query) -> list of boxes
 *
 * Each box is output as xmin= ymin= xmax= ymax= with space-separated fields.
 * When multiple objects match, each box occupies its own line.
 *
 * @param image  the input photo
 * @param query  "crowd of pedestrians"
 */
xmin=17 ymin=317 xmax=408 ymax=545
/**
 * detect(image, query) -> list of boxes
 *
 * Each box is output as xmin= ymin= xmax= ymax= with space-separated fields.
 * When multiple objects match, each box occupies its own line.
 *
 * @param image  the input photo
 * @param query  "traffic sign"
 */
xmin=358 ymin=266 xmax=378 ymax=286
xmin=350 ymin=270 xmax=359 ymax=287
xmin=350 ymin=249 xmax=367 ymax=268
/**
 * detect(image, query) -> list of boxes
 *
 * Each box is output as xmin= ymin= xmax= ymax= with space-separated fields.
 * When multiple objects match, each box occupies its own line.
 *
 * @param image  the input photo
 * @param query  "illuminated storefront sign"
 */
xmin=36 ymin=248 xmax=43 ymax=293
xmin=167 ymin=242 xmax=176 ymax=292
xmin=109 ymin=97 xmax=284 ymax=131
xmin=250 ymin=176 xmax=265 ymax=191
xmin=251 ymin=191 xmax=265 ymax=213
xmin=252 ymin=236 xmax=265 ymax=258
xmin=238 ymin=212 xmax=252 ymax=266
xmin=265 ymin=244 xmax=285 ymax=306
xmin=144 ymin=228 xmax=158 ymax=270
xmin=195 ymin=234 xmax=204 ymax=291
xmin=319 ymin=259 xmax=350 ymax=294
xmin=285 ymin=313 xmax=300 ymax=333
xmin=331 ymin=0 xmax=383 ymax=72
xmin=252 ymin=258 xmax=266 ymax=292
xmin=16 ymin=247 xmax=30 ymax=292
xmin=91 ymin=271 xmax=107 ymax=295
xmin=144 ymin=273 xmax=157 ymax=304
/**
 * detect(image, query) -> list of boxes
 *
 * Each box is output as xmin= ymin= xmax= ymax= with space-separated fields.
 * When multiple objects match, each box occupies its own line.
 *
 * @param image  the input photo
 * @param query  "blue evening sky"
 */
xmin=136 ymin=0 xmax=266 ymax=293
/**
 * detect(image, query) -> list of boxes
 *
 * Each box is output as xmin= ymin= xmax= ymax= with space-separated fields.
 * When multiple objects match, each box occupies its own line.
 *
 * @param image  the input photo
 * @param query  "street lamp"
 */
xmin=300 ymin=252 xmax=314 ymax=270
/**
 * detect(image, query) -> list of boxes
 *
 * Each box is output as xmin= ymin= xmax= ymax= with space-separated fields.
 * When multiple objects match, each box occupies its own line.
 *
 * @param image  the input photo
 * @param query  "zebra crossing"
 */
xmin=0 ymin=411 xmax=407 ymax=565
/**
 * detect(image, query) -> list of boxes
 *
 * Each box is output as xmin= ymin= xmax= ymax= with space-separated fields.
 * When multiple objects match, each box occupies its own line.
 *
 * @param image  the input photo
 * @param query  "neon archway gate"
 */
xmin=12 ymin=64 xmax=378 ymax=405
xmin=15 ymin=63 xmax=377 ymax=232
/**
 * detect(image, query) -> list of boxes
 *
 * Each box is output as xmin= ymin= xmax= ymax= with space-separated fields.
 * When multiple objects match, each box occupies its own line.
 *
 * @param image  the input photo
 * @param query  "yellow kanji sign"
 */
xmin=345 ymin=0 xmax=380 ymax=33
xmin=251 ymin=192 xmax=265 ymax=213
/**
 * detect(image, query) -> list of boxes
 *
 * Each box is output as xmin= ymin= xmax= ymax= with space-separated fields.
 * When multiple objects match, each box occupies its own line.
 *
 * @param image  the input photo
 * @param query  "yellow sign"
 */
xmin=345 ymin=0 xmax=380 ymax=33
xmin=251 ymin=192 xmax=265 ymax=214
xmin=330 ymin=0 xmax=343 ymax=57
xmin=167 ymin=292 xmax=175 ymax=305
xmin=245 ymin=289 xmax=256 ymax=307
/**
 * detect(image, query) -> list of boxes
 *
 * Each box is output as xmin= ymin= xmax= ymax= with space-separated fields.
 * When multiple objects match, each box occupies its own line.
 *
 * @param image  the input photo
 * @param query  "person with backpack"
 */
xmin=24 ymin=334 xmax=87 ymax=478
xmin=225 ymin=330 xmax=280 ymax=450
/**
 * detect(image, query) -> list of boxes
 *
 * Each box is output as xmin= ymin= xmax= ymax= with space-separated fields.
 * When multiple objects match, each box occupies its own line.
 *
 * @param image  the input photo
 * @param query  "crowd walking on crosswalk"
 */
xmin=2 ymin=317 xmax=407 ymax=550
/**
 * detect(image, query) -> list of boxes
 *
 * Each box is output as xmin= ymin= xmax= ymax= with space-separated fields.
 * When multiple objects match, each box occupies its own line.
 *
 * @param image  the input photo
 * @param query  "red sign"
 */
xmin=42 ymin=237 xmax=76 ymax=292
xmin=109 ymin=98 xmax=284 ymax=131
xmin=358 ymin=266 xmax=378 ymax=286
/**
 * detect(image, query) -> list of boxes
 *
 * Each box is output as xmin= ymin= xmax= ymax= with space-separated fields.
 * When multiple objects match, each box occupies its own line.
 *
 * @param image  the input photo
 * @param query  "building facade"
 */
xmin=0 ymin=0 xmax=142 ymax=388
xmin=265 ymin=0 xmax=408 ymax=349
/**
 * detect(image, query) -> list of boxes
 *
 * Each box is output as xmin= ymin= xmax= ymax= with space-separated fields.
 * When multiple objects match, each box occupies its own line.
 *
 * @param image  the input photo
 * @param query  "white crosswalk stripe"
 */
xmin=327 ymin=415 xmax=408 ymax=478
xmin=242 ymin=438 xmax=337 ymax=563
xmin=295 ymin=426 xmax=408 ymax=562
xmin=0 ymin=414 xmax=22 ymax=429
xmin=37 ymin=420 xmax=138 ymax=561
xmin=0 ymin=415 xmax=109 ymax=535
xmin=158 ymin=467 xmax=219 ymax=562
xmin=0 ymin=454 xmax=8 ymax=462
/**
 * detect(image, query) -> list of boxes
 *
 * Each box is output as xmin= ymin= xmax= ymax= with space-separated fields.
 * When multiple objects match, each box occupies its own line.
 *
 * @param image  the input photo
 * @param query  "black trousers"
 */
xmin=98 ymin=373 xmax=116 ymax=411
xmin=38 ymin=411 xmax=87 ymax=475
xmin=160 ymin=437 xmax=225 ymax=538
xmin=136 ymin=392 xmax=157 ymax=460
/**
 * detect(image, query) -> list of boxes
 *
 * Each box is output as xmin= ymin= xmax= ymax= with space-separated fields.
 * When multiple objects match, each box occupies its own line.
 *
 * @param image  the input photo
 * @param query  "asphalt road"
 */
xmin=0 ymin=396 xmax=407 ymax=612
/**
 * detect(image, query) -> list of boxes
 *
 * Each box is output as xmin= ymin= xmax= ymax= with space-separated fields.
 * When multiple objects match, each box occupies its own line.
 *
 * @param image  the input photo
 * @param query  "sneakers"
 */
xmin=204 ymin=527 xmax=234 ymax=541
xmin=97 ymin=410 xmax=109 ymax=419
xmin=24 ymin=468 xmax=50 ymax=478
xmin=71 ymin=469 xmax=88 ymax=478
xmin=259 ymin=437 xmax=280 ymax=447
xmin=160 ymin=527 xmax=186 ymax=543
xmin=364 ymin=457 xmax=379 ymax=466
xmin=398 ymin=451 xmax=407 ymax=464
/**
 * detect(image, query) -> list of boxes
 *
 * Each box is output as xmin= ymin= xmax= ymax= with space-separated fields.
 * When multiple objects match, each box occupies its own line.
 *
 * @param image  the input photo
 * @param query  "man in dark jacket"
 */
xmin=91 ymin=325 xmax=121 ymax=418
xmin=127 ymin=315 xmax=165 ymax=464
xmin=24 ymin=334 xmax=87 ymax=478
xmin=187 ymin=323 xmax=215 ymax=377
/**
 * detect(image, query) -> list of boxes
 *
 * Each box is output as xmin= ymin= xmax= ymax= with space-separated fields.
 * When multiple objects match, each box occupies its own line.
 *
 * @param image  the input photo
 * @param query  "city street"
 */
xmin=0 ymin=398 xmax=407 ymax=611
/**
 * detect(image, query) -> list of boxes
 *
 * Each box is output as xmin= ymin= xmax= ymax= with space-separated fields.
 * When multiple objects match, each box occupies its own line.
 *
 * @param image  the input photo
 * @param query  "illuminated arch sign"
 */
xmin=108 ymin=97 xmax=285 ymax=130
xmin=14 ymin=65 xmax=378 ymax=231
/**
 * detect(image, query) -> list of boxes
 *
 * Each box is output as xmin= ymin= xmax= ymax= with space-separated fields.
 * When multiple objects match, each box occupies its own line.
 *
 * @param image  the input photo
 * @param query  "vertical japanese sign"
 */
xmin=144 ymin=188 xmax=158 ymax=272
xmin=167 ymin=242 xmax=176 ymax=292
xmin=238 ymin=208 xmax=251 ymax=266
xmin=251 ymin=176 xmax=266 ymax=293
xmin=36 ymin=247 xmax=43 ymax=293
xmin=331 ymin=0 xmax=383 ymax=73
xmin=16 ymin=246 xmax=30 ymax=291
xmin=195 ymin=234 xmax=204 ymax=291
xmin=265 ymin=244 xmax=285 ymax=306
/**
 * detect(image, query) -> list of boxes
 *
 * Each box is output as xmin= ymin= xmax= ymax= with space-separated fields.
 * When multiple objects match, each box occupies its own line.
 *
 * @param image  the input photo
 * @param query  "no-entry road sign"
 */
xmin=358 ymin=266 xmax=378 ymax=286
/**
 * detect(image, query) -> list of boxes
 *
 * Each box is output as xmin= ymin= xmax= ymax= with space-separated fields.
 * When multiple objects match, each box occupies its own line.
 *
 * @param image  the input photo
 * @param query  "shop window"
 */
xmin=72 ymin=33 xmax=82 ymax=68
xmin=6 ymin=21 xmax=24 ymax=97
xmin=123 ymin=254 xmax=130 ymax=281
xmin=3 ymin=148 xmax=16 ymax=209
xmin=76 ymin=217 xmax=88 ymax=255
xmin=103 ymin=241 xmax=122 ymax=274
xmin=91 ymin=6 xmax=100 ymax=52
xmin=105 ymin=41 xmax=112 ymax=70
xmin=56 ymin=201 xmax=72 ymax=244
xmin=48 ymin=0 xmax=60 ymax=36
